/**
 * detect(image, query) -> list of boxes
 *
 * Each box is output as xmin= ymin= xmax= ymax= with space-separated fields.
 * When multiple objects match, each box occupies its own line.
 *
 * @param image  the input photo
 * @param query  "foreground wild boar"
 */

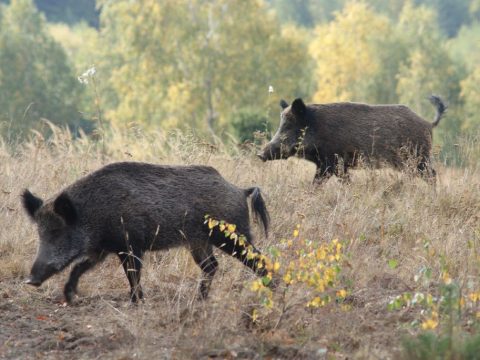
xmin=22 ymin=162 xmax=270 ymax=303
xmin=259 ymin=96 xmax=447 ymax=183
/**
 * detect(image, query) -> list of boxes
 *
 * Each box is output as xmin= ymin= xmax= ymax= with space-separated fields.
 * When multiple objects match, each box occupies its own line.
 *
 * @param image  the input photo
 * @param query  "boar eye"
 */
xmin=49 ymin=228 xmax=63 ymax=237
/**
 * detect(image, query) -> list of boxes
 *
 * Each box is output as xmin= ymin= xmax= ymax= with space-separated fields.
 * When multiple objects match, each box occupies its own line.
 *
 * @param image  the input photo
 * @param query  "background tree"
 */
xmin=96 ymin=0 xmax=311 ymax=139
xmin=419 ymin=0 xmax=471 ymax=37
xmin=395 ymin=2 xmax=460 ymax=127
xmin=0 ymin=0 xmax=99 ymax=27
xmin=460 ymin=67 xmax=480 ymax=131
xmin=309 ymin=2 xmax=392 ymax=103
xmin=0 ymin=0 xmax=86 ymax=140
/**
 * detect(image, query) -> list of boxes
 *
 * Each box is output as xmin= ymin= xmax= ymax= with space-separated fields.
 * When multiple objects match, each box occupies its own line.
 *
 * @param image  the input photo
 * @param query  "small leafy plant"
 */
xmin=205 ymin=216 xmax=348 ymax=326
xmin=386 ymin=239 xmax=480 ymax=359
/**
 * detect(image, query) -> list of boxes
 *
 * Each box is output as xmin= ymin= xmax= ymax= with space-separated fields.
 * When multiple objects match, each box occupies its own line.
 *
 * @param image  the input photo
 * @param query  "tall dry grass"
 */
xmin=0 ymin=125 xmax=479 ymax=359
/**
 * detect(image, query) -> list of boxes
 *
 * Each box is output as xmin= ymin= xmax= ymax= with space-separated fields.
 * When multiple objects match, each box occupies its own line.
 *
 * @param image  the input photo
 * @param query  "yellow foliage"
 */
xmin=99 ymin=0 xmax=311 ymax=133
xmin=309 ymin=2 xmax=390 ymax=102
xmin=421 ymin=317 xmax=439 ymax=330
xmin=460 ymin=67 xmax=480 ymax=131
xmin=441 ymin=271 xmax=452 ymax=285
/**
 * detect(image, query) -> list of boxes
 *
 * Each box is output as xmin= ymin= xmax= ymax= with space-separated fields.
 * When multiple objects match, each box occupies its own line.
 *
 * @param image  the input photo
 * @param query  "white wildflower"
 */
xmin=78 ymin=65 xmax=97 ymax=85
xmin=268 ymin=85 xmax=274 ymax=93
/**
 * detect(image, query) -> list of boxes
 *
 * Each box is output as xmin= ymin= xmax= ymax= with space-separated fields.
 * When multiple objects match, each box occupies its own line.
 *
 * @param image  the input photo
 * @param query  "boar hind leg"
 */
xmin=189 ymin=243 xmax=218 ymax=299
xmin=64 ymin=257 xmax=102 ymax=304
xmin=118 ymin=251 xmax=144 ymax=302
xmin=417 ymin=159 xmax=437 ymax=185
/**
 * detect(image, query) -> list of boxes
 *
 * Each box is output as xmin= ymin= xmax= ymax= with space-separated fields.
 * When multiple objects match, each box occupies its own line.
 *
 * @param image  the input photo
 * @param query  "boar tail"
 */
xmin=245 ymin=187 xmax=270 ymax=237
xmin=429 ymin=95 xmax=447 ymax=128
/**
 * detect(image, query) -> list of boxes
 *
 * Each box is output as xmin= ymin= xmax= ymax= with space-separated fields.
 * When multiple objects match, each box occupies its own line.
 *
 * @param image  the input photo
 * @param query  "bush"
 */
xmin=230 ymin=108 xmax=271 ymax=143
xmin=402 ymin=332 xmax=480 ymax=360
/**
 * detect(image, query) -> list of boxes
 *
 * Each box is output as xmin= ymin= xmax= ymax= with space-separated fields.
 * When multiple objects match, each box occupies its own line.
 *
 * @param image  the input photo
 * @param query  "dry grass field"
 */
xmin=0 ymin=127 xmax=479 ymax=359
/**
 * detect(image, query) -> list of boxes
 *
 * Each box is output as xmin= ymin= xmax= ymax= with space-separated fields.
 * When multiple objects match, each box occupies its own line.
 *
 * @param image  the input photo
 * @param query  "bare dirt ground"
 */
xmin=0 ymin=255 xmax=413 ymax=360
xmin=1 ymin=132 xmax=479 ymax=359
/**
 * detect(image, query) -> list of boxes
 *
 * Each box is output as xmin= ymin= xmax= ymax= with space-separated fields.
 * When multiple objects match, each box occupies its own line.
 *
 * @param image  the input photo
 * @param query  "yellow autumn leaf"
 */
xmin=273 ymin=261 xmax=280 ymax=272
xmin=421 ymin=318 xmax=438 ymax=330
xmin=442 ymin=271 xmax=452 ymax=285
xmin=252 ymin=309 xmax=258 ymax=322
xmin=207 ymin=218 xmax=215 ymax=229
xmin=307 ymin=297 xmax=322 ymax=308
xmin=251 ymin=280 xmax=263 ymax=291
xmin=238 ymin=237 xmax=245 ymax=246
xmin=283 ymin=272 xmax=292 ymax=285
xmin=469 ymin=292 xmax=480 ymax=302
xmin=316 ymin=248 xmax=326 ymax=260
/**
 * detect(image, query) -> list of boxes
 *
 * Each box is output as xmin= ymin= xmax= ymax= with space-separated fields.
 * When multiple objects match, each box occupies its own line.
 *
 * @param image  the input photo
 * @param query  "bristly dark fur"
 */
xmin=260 ymin=95 xmax=447 ymax=183
xmin=22 ymin=162 xmax=270 ymax=303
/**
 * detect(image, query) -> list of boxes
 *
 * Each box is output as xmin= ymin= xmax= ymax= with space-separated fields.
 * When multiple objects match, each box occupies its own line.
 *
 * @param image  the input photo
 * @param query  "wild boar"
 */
xmin=258 ymin=96 xmax=447 ymax=183
xmin=22 ymin=162 xmax=270 ymax=303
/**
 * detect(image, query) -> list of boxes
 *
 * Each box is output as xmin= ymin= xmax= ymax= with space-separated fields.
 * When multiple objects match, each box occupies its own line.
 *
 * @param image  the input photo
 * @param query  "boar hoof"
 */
xmin=63 ymin=288 xmax=76 ymax=304
xmin=129 ymin=287 xmax=144 ymax=303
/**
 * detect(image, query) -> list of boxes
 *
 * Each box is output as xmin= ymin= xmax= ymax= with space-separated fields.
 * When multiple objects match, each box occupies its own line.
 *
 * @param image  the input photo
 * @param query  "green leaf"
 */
xmin=261 ymin=276 xmax=271 ymax=286
xmin=268 ymin=246 xmax=280 ymax=258
xmin=388 ymin=259 xmax=398 ymax=269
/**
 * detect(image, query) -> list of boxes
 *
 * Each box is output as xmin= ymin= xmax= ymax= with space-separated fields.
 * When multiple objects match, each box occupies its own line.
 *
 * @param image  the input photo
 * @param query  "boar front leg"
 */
xmin=63 ymin=258 xmax=100 ymax=304
xmin=313 ymin=155 xmax=336 ymax=184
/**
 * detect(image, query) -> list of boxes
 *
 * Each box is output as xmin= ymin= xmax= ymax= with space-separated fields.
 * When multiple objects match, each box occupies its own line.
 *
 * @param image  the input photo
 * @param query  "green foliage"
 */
xmin=396 ymin=2 xmax=460 ymax=118
xmin=0 ymin=0 xmax=99 ymax=27
xmin=0 ymin=0 xmax=478 ymax=161
xmin=388 ymin=239 xmax=480 ymax=360
xmin=271 ymin=0 xmax=475 ymax=37
xmin=269 ymin=0 xmax=346 ymax=26
xmin=47 ymin=22 xmax=101 ymax=117
xmin=447 ymin=22 xmax=480 ymax=71
xmin=460 ymin=68 xmax=480 ymax=130
xmin=402 ymin=332 xmax=480 ymax=360
xmin=420 ymin=0 xmax=472 ymax=37
xmin=34 ymin=0 xmax=98 ymax=27
xmin=0 ymin=0 xmax=87 ymax=140
xmin=229 ymin=108 xmax=270 ymax=143
xmin=97 ymin=0 xmax=311 ymax=136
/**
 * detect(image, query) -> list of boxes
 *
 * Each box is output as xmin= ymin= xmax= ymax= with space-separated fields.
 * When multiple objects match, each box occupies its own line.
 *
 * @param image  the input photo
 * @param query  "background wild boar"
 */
xmin=259 ymin=96 xmax=447 ymax=183
xmin=22 ymin=162 xmax=270 ymax=303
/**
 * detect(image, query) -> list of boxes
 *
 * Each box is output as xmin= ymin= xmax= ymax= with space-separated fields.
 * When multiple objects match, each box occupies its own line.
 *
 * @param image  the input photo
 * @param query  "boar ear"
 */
xmin=54 ymin=193 xmax=77 ymax=225
xmin=22 ymin=189 xmax=43 ymax=219
xmin=291 ymin=98 xmax=307 ymax=118
xmin=279 ymin=99 xmax=289 ymax=110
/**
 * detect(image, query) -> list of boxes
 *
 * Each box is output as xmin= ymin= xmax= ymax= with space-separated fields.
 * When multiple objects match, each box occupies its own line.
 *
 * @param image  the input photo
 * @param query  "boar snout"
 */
xmin=257 ymin=153 xmax=266 ymax=162
xmin=259 ymin=143 xmax=281 ymax=161
xmin=26 ymin=262 xmax=57 ymax=287
xmin=24 ymin=277 xmax=41 ymax=287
